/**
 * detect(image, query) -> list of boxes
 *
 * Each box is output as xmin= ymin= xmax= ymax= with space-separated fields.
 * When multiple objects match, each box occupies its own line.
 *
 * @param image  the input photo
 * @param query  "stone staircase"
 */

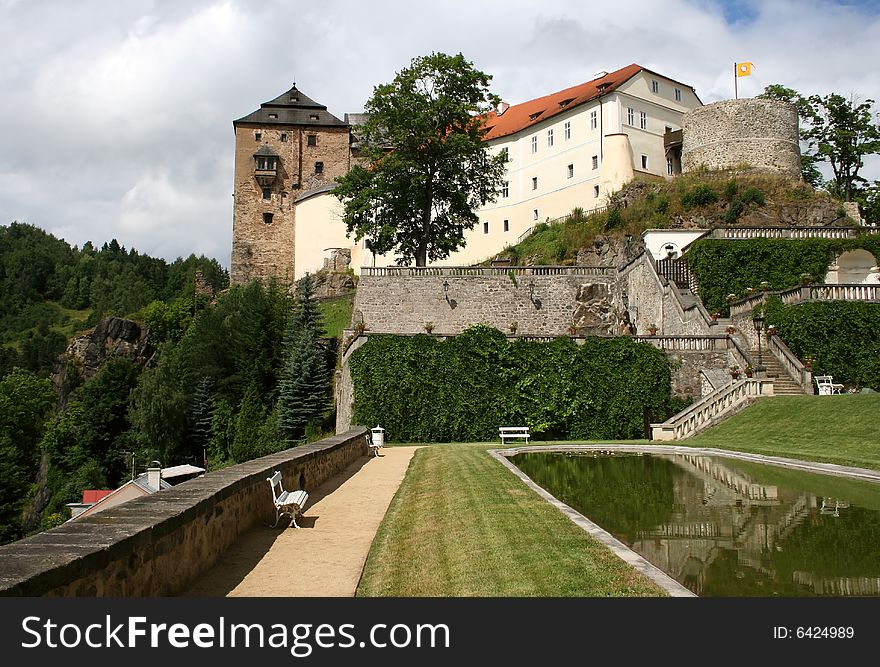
xmin=751 ymin=349 xmax=805 ymax=395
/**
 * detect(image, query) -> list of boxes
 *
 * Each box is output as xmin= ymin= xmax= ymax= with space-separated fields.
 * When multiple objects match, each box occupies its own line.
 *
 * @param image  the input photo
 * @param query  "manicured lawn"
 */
xmin=357 ymin=444 xmax=666 ymax=597
xmin=681 ymin=394 xmax=880 ymax=471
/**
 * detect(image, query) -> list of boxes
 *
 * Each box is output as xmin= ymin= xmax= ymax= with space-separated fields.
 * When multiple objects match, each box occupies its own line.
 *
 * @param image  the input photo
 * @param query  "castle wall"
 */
xmin=681 ymin=98 xmax=800 ymax=178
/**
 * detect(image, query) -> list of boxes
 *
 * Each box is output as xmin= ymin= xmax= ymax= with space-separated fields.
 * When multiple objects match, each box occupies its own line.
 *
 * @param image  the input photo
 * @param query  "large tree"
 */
xmin=333 ymin=52 xmax=506 ymax=266
xmin=760 ymin=85 xmax=880 ymax=201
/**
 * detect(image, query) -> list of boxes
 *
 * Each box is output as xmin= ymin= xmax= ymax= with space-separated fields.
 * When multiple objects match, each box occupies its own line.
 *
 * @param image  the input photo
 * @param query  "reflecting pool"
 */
xmin=510 ymin=451 xmax=880 ymax=596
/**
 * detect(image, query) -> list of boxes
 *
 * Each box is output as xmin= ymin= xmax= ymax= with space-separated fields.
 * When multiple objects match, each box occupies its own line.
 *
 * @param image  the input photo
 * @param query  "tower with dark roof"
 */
xmin=231 ymin=84 xmax=353 ymax=284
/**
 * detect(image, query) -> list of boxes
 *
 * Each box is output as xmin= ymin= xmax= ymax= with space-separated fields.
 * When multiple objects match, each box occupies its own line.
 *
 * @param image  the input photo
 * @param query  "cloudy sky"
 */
xmin=1 ymin=0 xmax=879 ymax=268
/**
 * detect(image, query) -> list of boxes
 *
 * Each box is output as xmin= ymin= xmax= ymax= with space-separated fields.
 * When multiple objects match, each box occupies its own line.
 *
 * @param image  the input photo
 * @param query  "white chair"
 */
xmin=814 ymin=375 xmax=844 ymax=395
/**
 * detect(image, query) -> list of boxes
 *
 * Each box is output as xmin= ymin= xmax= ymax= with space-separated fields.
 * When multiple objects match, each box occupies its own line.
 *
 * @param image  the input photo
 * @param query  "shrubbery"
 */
xmin=687 ymin=237 xmax=880 ymax=315
xmin=764 ymin=297 xmax=880 ymax=390
xmin=349 ymin=326 xmax=675 ymax=442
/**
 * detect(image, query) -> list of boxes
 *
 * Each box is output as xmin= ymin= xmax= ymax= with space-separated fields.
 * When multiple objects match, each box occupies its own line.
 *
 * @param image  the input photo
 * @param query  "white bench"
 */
xmin=815 ymin=375 xmax=844 ymax=395
xmin=267 ymin=470 xmax=309 ymax=528
xmin=499 ymin=426 xmax=530 ymax=445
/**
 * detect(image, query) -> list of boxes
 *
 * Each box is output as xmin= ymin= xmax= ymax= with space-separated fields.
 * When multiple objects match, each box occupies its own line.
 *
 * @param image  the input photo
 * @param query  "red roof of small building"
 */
xmin=482 ymin=64 xmax=679 ymax=142
xmin=82 ymin=489 xmax=113 ymax=504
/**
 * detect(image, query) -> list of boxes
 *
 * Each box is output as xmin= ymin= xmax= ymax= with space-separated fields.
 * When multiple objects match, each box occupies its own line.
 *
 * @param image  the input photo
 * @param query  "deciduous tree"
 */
xmin=333 ymin=52 xmax=506 ymax=266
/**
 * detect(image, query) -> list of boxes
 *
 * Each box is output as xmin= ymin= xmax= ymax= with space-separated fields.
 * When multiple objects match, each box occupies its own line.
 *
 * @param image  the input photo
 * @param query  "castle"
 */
xmin=231 ymin=64 xmax=709 ymax=284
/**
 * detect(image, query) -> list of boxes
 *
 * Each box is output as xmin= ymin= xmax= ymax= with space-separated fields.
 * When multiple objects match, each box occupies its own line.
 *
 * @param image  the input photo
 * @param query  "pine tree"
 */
xmin=275 ymin=273 xmax=330 ymax=443
xmin=189 ymin=376 xmax=214 ymax=466
xmin=231 ymin=380 xmax=265 ymax=463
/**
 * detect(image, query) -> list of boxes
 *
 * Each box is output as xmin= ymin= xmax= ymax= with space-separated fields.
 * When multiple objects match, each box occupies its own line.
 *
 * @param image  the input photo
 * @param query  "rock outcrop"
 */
xmin=51 ymin=317 xmax=155 ymax=409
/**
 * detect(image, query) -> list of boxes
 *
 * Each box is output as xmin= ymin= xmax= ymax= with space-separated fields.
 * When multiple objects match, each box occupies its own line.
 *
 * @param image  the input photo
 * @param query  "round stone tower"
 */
xmin=681 ymin=98 xmax=800 ymax=178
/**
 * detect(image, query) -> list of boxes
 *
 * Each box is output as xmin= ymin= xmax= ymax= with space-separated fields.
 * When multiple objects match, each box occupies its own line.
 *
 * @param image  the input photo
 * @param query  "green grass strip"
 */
xmin=357 ymin=444 xmax=666 ymax=597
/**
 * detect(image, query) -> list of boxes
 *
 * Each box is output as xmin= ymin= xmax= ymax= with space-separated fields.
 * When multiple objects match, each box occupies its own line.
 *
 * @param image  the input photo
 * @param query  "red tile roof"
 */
xmin=82 ymin=489 xmax=113 ymax=504
xmin=482 ymin=63 xmax=646 ymax=142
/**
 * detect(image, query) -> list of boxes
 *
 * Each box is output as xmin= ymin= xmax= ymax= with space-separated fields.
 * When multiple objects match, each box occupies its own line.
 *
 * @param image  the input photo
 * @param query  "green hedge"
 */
xmin=687 ymin=237 xmax=880 ymax=315
xmin=763 ymin=298 xmax=880 ymax=390
xmin=348 ymin=326 xmax=673 ymax=442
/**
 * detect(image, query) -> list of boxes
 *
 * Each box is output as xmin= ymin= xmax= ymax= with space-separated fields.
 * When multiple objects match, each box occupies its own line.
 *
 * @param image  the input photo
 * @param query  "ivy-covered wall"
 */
xmin=687 ymin=237 xmax=880 ymax=315
xmin=764 ymin=297 xmax=880 ymax=390
xmin=348 ymin=326 xmax=674 ymax=442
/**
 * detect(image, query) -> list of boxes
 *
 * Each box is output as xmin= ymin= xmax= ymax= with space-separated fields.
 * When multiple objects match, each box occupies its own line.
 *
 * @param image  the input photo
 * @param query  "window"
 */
xmin=626 ymin=107 xmax=634 ymax=125
xmin=564 ymin=121 xmax=571 ymax=140
xmin=593 ymin=185 xmax=600 ymax=198
xmin=547 ymin=129 xmax=554 ymax=147
xmin=667 ymin=157 xmax=674 ymax=176
xmin=590 ymin=110 xmax=597 ymax=130
xmin=675 ymin=88 xmax=682 ymax=102
xmin=268 ymin=113 xmax=278 ymax=119
xmin=315 ymin=161 xmax=324 ymax=175
xmin=483 ymin=221 xmax=489 ymax=234
xmin=502 ymin=181 xmax=509 ymax=198
xmin=641 ymin=154 xmax=649 ymax=170
xmin=640 ymin=111 xmax=647 ymax=130
xmin=532 ymin=176 xmax=538 ymax=190
xmin=256 ymin=157 xmax=277 ymax=170
xmin=503 ymin=219 xmax=509 ymax=232
xmin=500 ymin=147 xmax=509 ymax=161
xmin=592 ymin=155 xmax=599 ymax=170
xmin=533 ymin=209 xmax=539 ymax=220
xmin=262 ymin=188 xmax=271 ymax=200
xmin=307 ymin=135 xmax=317 ymax=146
xmin=254 ymin=131 xmax=262 ymax=141
xmin=651 ymin=80 xmax=659 ymax=94
xmin=531 ymin=136 xmax=538 ymax=153
xmin=567 ymin=164 xmax=574 ymax=179
xmin=309 ymin=114 xmax=319 ymax=121
xmin=263 ymin=212 xmax=273 ymax=225
xmin=280 ymin=133 xmax=288 ymax=142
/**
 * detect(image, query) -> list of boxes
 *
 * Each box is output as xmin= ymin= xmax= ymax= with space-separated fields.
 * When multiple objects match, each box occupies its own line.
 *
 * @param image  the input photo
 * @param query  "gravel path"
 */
xmin=185 ymin=446 xmax=419 ymax=597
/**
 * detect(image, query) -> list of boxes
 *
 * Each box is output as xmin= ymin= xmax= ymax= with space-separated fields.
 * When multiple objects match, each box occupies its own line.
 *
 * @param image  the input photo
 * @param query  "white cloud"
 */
xmin=1 ymin=0 xmax=879 ymax=268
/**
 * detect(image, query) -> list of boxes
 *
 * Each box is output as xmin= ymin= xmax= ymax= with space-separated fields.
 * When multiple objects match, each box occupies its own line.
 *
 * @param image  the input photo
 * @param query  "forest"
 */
xmin=0 ymin=222 xmax=331 ymax=544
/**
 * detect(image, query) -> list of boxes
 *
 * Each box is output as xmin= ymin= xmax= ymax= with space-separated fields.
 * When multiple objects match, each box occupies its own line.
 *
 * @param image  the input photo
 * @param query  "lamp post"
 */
xmin=752 ymin=310 xmax=766 ymax=375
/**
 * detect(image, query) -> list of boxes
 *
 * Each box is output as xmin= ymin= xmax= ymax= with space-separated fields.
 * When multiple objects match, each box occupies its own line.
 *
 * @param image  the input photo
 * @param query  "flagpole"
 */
xmin=734 ymin=62 xmax=738 ymax=100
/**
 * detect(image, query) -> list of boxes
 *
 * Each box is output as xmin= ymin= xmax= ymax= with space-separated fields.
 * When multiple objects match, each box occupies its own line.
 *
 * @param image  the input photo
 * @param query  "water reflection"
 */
xmin=511 ymin=452 xmax=880 ymax=597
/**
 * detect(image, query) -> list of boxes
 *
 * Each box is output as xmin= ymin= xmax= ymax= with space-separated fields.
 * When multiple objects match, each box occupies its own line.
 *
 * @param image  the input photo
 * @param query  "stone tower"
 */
xmin=231 ymin=84 xmax=352 ymax=285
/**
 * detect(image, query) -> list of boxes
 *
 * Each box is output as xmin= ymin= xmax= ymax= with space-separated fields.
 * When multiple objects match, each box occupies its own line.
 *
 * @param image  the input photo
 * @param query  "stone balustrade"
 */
xmin=768 ymin=335 xmax=813 ymax=394
xmin=710 ymin=227 xmax=861 ymax=240
xmin=651 ymin=378 xmax=774 ymax=441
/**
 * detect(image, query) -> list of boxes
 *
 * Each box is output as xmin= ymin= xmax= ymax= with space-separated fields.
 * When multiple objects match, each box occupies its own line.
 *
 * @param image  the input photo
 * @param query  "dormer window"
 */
xmin=558 ymin=98 xmax=574 ymax=108
xmin=268 ymin=113 xmax=278 ymax=119
xmin=309 ymin=114 xmax=319 ymax=121
xmin=529 ymin=110 xmax=544 ymax=121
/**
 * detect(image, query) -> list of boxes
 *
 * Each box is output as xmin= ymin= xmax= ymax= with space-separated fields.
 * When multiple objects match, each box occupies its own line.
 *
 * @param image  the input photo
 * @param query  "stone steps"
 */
xmin=750 ymin=350 xmax=809 ymax=394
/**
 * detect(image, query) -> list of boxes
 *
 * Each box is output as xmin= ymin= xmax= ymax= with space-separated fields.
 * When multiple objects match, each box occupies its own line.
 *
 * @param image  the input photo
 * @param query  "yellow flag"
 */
xmin=736 ymin=62 xmax=754 ymax=77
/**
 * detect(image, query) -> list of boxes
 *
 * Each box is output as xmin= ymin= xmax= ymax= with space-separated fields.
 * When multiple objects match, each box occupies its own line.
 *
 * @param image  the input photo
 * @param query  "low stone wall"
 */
xmin=0 ymin=428 xmax=368 ymax=597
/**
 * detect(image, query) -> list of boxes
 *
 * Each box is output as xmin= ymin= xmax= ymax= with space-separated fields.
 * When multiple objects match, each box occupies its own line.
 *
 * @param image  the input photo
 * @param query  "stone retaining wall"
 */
xmin=0 ymin=429 xmax=368 ymax=597
xmin=352 ymin=272 xmax=624 ymax=336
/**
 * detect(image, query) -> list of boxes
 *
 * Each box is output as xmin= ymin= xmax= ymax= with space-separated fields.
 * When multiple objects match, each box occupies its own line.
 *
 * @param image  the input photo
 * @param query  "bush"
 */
xmin=764 ymin=297 xmax=880 ymax=390
xmin=687 ymin=237 xmax=880 ymax=315
xmin=349 ymin=326 xmax=673 ymax=442
xmin=680 ymin=184 xmax=718 ymax=209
